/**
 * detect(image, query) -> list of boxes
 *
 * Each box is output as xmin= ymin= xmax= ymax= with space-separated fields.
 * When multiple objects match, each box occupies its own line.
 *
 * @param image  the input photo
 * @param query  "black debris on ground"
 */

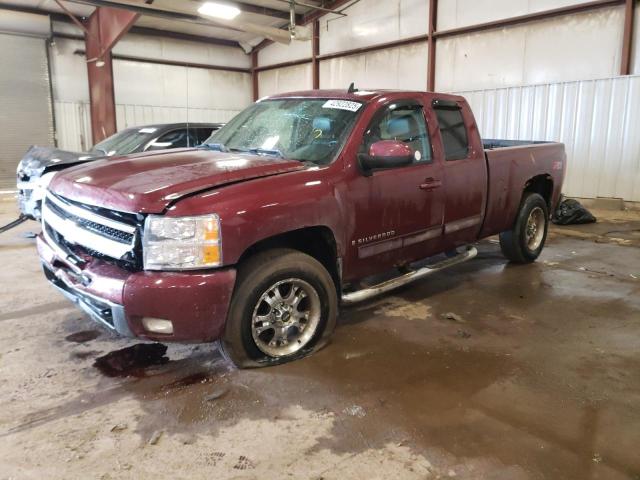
xmin=553 ymin=197 xmax=597 ymax=225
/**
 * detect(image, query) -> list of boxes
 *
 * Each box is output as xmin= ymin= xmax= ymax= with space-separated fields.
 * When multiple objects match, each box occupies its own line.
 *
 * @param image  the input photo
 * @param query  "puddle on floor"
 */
xmin=93 ymin=343 xmax=169 ymax=377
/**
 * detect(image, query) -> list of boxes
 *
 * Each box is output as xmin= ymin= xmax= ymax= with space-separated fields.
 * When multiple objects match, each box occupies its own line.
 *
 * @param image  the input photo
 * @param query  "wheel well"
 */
xmin=237 ymin=226 xmax=341 ymax=292
xmin=523 ymin=175 xmax=554 ymax=209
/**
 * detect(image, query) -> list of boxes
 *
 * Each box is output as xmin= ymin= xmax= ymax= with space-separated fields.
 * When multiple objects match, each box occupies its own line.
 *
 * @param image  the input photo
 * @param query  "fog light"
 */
xmin=142 ymin=317 xmax=174 ymax=334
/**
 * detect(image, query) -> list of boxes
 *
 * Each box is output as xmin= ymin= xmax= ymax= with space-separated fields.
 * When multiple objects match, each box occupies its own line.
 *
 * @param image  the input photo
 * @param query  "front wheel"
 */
xmin=220 ymin=248 xmax=337 ymax=368
xmin=499 ymin=192 xmax=549 ymax=263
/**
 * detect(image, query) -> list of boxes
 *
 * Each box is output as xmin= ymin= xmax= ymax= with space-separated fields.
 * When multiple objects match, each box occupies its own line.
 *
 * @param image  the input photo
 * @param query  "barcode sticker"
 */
xmin=322 ymin=100 xmax=362 ymax=112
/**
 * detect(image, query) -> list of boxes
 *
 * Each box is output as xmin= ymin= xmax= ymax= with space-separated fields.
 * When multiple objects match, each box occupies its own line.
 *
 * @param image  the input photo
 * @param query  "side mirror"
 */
xmin=359 ymin=140 xmax=414 ymax=172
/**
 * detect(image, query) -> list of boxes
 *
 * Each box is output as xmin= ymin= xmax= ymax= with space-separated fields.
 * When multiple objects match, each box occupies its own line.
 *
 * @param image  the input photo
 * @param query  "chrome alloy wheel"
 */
xmin=251 ymin=278 xmax=322 ymax=357
xmin=525 ymin=206 xmax=546 ymax=250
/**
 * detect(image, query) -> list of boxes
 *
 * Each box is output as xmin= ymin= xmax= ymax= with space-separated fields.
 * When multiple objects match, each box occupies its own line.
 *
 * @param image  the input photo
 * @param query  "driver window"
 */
xmin=363 ymin=105 xmax=432 ymax=163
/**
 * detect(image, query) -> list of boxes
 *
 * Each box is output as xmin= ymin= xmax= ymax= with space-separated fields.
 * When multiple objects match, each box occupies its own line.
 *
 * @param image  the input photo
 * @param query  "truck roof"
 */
xmin=266 ymin=89 xmax=464 ymax=104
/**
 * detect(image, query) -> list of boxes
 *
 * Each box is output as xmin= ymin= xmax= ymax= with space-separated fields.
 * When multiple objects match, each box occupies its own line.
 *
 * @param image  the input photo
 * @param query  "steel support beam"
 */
xmin=255 ymin=58 xmax=312 ymax=72
xmin=252 ymin=50 xmax=259 ymax=101
xmin=312 ymin=19 xmax=320 ymax=89
xmin=54 ymin=0 xmax=91 ymax=34
xmin=427 ymin=0 xmax=437 ymax=91
xmin=74 ymin=49 xmax=251 ymax=73
xmin=621 ymin=0 xmax=636 ymax=75
xmin=0 ymin=4 xmax=242 ymax=49
xmin=85 ymin=6 xmax=139 ymax=143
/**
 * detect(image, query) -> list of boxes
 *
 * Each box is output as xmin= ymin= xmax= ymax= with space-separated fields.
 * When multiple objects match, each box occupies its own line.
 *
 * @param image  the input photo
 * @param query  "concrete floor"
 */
xmin=0 ymin=199 xmax=639 ymax=480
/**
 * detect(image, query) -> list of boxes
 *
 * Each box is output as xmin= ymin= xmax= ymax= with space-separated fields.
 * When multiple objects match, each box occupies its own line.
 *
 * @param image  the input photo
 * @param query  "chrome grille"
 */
xmin=42 ymin=192 xmax=138 ymax=261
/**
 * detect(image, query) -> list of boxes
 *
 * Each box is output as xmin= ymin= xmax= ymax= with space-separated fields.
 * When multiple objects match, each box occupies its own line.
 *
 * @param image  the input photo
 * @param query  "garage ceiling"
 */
xmin=0 ymin=0 xmax=349 ymax=50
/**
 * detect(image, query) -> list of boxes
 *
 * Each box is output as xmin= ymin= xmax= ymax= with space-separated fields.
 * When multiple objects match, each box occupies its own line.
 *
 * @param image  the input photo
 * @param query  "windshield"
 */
xmin=205 ymin=98 xmax=363 ymax=165
xmin=90 ymin=127 xmax=157 ymax=156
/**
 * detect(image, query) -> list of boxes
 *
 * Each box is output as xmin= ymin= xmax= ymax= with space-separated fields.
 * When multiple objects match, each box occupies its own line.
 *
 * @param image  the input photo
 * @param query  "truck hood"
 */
xmin=49 ymin=148 xmax=306 ymax=213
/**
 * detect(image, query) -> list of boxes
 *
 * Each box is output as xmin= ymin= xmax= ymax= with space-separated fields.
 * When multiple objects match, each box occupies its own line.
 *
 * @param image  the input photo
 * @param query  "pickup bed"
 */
xmin=37 ymin=89 xmax=565 ymax=367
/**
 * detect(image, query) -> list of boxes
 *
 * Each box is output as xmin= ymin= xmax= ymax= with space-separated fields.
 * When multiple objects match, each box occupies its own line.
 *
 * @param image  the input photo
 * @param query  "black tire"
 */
xmin=219 ymin=248 xmax=338 ymax=368
xmin=499 ymin=192 xmax=549 ymax=263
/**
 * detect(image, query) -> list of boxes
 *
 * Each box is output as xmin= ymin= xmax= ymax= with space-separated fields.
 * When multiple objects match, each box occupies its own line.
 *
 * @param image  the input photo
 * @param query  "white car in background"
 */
xmin=16 ymin=122 xmax=223 ymax=220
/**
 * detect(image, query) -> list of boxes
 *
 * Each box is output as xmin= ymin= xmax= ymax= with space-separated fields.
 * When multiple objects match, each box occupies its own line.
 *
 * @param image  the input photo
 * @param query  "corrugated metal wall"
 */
xmin=54 ymin=101 xmax=92 ymax=152
xmin=258 ymin=64 xmax=313 ymax=98
xmin=436 ymin=6 xmax=625 ymax=92
xmin=457 ymin=75 xmax=640 ymax=202
xmin=319 ymin=43 xmax=429 ymax=91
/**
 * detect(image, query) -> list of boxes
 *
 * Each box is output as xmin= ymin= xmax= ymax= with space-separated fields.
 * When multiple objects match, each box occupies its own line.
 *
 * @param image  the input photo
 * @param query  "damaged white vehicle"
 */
xmin=16 ymin=122 xmax=222 ymax=219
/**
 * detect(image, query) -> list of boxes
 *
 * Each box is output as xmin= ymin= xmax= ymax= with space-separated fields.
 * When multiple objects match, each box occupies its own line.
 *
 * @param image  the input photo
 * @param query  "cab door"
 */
xmin=431 ymin=99 xmax=487 ymax=249
xmin=346 ymin=99 xmax=445 ymax=280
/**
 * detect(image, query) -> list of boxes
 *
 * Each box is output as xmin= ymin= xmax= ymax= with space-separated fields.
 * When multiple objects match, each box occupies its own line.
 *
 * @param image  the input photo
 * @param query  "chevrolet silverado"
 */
xmin=37 ymin=88 xmax=566 ymax=367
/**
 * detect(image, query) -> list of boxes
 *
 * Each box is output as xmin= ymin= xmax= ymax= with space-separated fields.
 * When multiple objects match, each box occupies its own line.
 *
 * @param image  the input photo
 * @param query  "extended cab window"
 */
xmin=363 ymin=105 xmax=431 ymax=163
xmin=433 ymin=102 xmax=469 ymax=160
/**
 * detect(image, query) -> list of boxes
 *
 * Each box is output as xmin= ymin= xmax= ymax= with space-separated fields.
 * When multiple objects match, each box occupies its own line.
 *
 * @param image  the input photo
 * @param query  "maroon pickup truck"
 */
xmin=37 ymin=89 xmax=566 ymax=367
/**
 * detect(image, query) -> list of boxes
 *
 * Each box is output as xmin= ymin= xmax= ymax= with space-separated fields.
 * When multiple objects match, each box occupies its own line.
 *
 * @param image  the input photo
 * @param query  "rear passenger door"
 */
xmin=432 ymin=99 xmax=487 ymax=248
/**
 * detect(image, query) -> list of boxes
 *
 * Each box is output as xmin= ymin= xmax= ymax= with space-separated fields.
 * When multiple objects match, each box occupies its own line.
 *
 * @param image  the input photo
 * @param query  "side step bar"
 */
xmin=341 ymin=245 xmax=478 ymax=306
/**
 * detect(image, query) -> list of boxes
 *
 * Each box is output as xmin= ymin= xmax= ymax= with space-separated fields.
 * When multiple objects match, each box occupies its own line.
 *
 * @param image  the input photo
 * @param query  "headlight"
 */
xmin=17 ymin=158 xmax=43 ymax=177
xmin=143 ymin=214 xmax=221 ymax=270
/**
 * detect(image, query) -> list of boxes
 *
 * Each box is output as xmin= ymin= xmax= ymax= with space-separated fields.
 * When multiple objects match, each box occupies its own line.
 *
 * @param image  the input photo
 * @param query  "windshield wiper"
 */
xmin=230 ymin=147 xmax=283 ymax=158
xmin=199 ymin=142 xmax=228 ymax=152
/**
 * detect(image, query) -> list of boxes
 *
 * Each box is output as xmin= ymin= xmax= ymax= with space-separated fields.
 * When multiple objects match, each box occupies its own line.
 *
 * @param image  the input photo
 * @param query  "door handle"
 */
xmin=419 ymin=178 xmax=442 ymax=190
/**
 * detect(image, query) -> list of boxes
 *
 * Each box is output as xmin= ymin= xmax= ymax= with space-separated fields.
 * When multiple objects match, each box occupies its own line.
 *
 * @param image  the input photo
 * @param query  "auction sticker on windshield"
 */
xmin=322 ymin=100 xmax=362 ymax=112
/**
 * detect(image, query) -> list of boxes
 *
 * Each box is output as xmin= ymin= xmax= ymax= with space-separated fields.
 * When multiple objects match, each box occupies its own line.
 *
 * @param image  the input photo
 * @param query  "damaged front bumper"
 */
xmin=42 ymin=261 xmax=133 ymax=337
xmin=38 ymin=232 xmax=134 ymax=337
xmin=37 ymin=233 xmax=237 ymax=342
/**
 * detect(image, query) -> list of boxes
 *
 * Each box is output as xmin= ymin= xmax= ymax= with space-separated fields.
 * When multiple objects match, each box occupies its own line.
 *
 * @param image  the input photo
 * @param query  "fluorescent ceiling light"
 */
xmin=198 ymin=2 xmax=241 ymax=20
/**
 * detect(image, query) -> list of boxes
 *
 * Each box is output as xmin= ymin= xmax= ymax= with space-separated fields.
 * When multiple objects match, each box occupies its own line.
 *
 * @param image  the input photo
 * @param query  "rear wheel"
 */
xmin=220 ymin=248 xmax=337 ymax=368
xmin=499 ymin=192 xmax=549 ymax=263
